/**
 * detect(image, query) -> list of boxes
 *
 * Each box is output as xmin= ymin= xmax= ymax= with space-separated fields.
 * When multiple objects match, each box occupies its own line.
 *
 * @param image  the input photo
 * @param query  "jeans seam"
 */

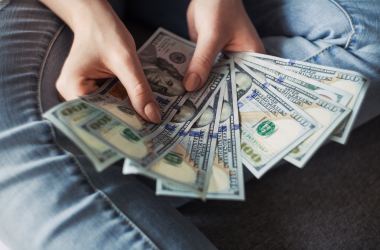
xmin=302 ymin=44 xmax=335 ymax=62
xmin=37 ymin=24 xmax=65 ymax=115
xmin=37 ymin=25 xmax=159 ymax=250
xmin=302 ymin=0 xmax=356 ymax=62
xmin=0 ymin=0 xmax=10 ymax=11
xmin=328 ymin=0 xmax=356 ymax=49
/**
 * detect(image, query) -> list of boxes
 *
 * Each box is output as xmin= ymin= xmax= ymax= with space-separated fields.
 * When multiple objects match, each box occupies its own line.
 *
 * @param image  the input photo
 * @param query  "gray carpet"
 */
xmin=179 ymin=116 xmax=380 ymax=249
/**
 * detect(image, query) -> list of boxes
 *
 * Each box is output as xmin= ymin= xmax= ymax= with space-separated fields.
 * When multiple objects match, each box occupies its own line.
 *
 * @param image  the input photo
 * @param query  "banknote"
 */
xmin=83 ymin=65 xmax=227 ymax=173
xmin=123 ymin=64 xmax=230 ymax=192
xmin=233 ymin=62 xmax=317 ymax=178
xmin=124 ymin=90 xmax=222 ymax=194
xmin=237 ymin=58 xmax=351 ymax=167
xmin=232 ymin=53 xmax=352 ymax=107
xmin=207 ymin=67 xmax=245 ymax=200
xmin=81 ymin=28 xmax=197 ymax=138
xmin=236 ymin=52 xmax=369 ymax=144
xmin=42 ymin=27 xmax=370 ymax=201
xmin=43 ymin=100 xmax=122 ymax=172
xmin=157 ymin=65 xmax=245 ymax=200
xmin=155 ymin=84 xmax=225 ymax=198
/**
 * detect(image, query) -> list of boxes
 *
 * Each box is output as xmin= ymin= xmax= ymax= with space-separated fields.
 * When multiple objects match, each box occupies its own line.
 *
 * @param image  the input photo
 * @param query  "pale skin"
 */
xmin=40 ymin=0 xmax=265 ymax=124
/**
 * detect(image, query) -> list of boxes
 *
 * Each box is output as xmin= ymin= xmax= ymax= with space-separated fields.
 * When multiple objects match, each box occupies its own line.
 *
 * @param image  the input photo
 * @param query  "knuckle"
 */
xmin=108 ymin=47 xmax=136 ymax=66
xmin=111 ymin=49 xmax=131 ymax=64
xmin=55 ymin=78 xmax=66 ymax=94
xmin=205 ymin=33 xmax=220 ymax=44
xmin=193 ymin=54 xmax=213 ymax=69
xmin=133 ymin=82 xmax=151 ymax=100
xmin=56 ymin=76 xmax=88 ymax=100
xmin=127 ymin=37 xmax=137 ymax=51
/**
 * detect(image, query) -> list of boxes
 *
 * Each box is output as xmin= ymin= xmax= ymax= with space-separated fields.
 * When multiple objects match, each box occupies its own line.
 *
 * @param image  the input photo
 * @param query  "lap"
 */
xmin=244 ymin=0 xmax=380 ymax=125
xmin=245 ymin=0 xmax=379 ymax=66
xmin=126 ymin=0 xmax=379 ymax=79
xmin=125 ymin=0 xmax=380 ymax=125
xmin=0 ymin=1 xmax=214 ymax=249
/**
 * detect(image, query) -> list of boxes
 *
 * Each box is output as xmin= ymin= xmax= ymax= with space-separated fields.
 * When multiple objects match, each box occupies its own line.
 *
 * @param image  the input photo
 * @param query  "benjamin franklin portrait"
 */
xmin=235 ymin=72 xmax=252 ymax=100
xmin=140 ymin=44 xmax=186 ymax=97
xmin=220 ymin=101 xmax=232 ymax=123
xmin=172 ymin=100 xmax=196 ymax=123
xmin=193 ymin=106 xmax=215 ymax=128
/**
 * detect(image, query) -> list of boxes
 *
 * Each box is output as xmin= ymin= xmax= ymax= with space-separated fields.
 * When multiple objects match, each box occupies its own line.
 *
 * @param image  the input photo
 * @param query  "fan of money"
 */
xmin=44 ymin=28 xmax=369 ymax=201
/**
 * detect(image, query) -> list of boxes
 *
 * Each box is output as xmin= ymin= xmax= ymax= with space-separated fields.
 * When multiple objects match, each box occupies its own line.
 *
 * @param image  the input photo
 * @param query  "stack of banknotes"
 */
xmin=44 ymin=28 xmax=369 ymax=201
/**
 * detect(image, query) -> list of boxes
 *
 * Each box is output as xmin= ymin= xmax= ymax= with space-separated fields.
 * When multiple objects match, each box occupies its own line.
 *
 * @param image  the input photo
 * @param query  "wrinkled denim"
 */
xmin=246 ymin=0 xmax=380 ymax=126
xmin=0 ymin=0 xmax=379 ymax=249
xmin=0 ymin=1 xmax=216 ymax=250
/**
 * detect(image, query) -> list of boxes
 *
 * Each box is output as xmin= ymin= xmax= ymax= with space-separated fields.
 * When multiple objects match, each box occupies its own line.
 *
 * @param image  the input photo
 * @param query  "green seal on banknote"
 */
xmin=291 ymin=146 xmax=300 ymax=154
xmin=164 ymin=152 xmax=183 ymax=166
xmin=122 ymin=128 xmax=140 ymax=142
xmin=257 ymin=120 xmax=276 ymax=136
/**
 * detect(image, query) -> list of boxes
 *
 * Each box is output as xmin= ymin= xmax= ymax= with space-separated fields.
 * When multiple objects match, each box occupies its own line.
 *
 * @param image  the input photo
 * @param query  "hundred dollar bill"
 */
xmin=233 ymin=53 xmax=352 ymax=107
xmin=233 ymin=62 xmax=317 ymax=178
xmin=155 ymin=84 xmax=225 ymax=198
xmin=237 ymin=58 xmax=351 ymax=167
xmin=83 ymin=65 xmax=227 ymax=174
xmin=237 ymin=52 xmax=369 ymax=144
xmin=157 ymin=65 xmax=245 ymax=200
xmin=207 ymin=67 xmax=245 ymax=200
xmin=81 ymin=27 xmax=197 ymax=138
xmin=43 ymin=100 xmax=122 ymax=172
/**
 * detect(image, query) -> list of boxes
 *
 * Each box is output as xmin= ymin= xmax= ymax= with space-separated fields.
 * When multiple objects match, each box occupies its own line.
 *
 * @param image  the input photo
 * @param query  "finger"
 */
xmin=184 ymin=36 xmax=223 ymax=92
xmin=57 ymin=77 xmax=98 ymax=100
xmin=224 ymin=34 xmax=266 ymax=54
xmin=225 ymin=21 xmax=266 ymax=53
xmin=56 ymin=62 xmax=99 ymax=101
xmin=110 ymin=52 xmax=161 ymax=124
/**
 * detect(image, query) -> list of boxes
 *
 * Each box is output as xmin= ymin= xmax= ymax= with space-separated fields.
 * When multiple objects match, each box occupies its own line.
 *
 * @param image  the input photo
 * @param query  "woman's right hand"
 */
xmin=40 ymin=0 xmax=161 ymax=123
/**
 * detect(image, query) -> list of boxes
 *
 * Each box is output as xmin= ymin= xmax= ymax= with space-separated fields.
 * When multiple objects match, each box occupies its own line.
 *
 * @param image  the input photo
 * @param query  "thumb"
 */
xmin=184 ymin=36 xmax=222 ymax=92
xmin=110 ymin=52 xmax=161 ymax=124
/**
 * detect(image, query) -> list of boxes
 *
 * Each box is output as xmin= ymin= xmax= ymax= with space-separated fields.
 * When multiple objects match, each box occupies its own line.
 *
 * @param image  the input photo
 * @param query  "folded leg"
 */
xmin=244 ymin=0 xmax=380 ymax=126
xmin=0 ymin=1 xmax=215 ymax=249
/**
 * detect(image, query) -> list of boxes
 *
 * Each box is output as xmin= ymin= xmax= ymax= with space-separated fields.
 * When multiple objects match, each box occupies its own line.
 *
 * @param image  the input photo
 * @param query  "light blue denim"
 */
xmin=0 ymin=0 xmax=379 ymax=250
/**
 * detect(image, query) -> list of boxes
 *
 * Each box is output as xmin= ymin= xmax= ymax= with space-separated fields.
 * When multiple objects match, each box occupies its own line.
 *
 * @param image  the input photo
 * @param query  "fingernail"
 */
xmin=184 ymin=73 xmax=201 ymax=91
xmin=144 ymin=102 xmax=161 ymax=124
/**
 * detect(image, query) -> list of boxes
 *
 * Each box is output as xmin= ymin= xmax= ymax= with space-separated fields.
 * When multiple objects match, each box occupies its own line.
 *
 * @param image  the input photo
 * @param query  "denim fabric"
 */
xmin=0 ymin=1 xmax=216 ymax=250
xmin=0 ymin=0 xmax=10 ymax=10
xmin=0 ymin=0 xmax=379 ymax=250
xmin=244 ymin=0 xmax=380 ymax=127
xmin=127 ymin=0 xmax=380 ymax=127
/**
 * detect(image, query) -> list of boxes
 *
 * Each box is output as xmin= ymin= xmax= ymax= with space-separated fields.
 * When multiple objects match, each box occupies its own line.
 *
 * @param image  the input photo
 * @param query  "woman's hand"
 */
xmin=184 ymin=0 xmax=265 ymax=91
xmin=40 ymin=0 xmax=161 ymax=123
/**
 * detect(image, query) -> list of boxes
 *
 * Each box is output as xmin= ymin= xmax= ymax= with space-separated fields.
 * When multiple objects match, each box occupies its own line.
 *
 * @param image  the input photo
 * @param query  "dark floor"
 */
xmin=180 ymin=116 xmax=380 ymax=250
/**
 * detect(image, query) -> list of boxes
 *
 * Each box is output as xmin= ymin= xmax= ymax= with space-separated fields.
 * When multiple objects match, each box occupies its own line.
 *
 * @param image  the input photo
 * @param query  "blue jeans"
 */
xmin=0 ymin=0 xmax=379 ymax=249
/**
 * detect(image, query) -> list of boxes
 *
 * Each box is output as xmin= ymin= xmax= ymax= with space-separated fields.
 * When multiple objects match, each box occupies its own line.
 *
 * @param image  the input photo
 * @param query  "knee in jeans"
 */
xmin=296 ymin=0 xmax=355 ymax=48
xmin=0 ymin=0 xmax=10 ymax=11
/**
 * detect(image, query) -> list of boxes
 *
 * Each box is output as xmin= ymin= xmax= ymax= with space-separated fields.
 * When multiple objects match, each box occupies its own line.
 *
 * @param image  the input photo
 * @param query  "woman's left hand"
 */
xmin=184 ymin=0 xmax=265 ymax=91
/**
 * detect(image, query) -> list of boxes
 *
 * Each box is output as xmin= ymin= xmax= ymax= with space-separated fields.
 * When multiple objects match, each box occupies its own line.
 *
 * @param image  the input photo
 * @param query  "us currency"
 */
xmin=83 ymin=65 xmax=227 ymax=176
xmin=237 ymin=52 xmax=369 ymax=144
xmin=122 ymin=80 xmax=224 ymax=193
xmin=233 ymin=53 xmax=352 ymax=107
xmin=81 ymin=28 xmax=197 ymax=138
xmin=236 ymin=58 xmax=351 ymax=167
xmin=233 ymin=62 xmax=317 ymax=178
xmin=207 ymin=67 xmax=244 ymax=200
xmin=43 ymin=100 xmax=122 ymax=172
xmin=157 ymin=64 xmax=245 ymax=200
xmin=124 ymin=64 xmax=229 ymax=194
xmin=154 ymin=84 xmax=225 ymax=198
